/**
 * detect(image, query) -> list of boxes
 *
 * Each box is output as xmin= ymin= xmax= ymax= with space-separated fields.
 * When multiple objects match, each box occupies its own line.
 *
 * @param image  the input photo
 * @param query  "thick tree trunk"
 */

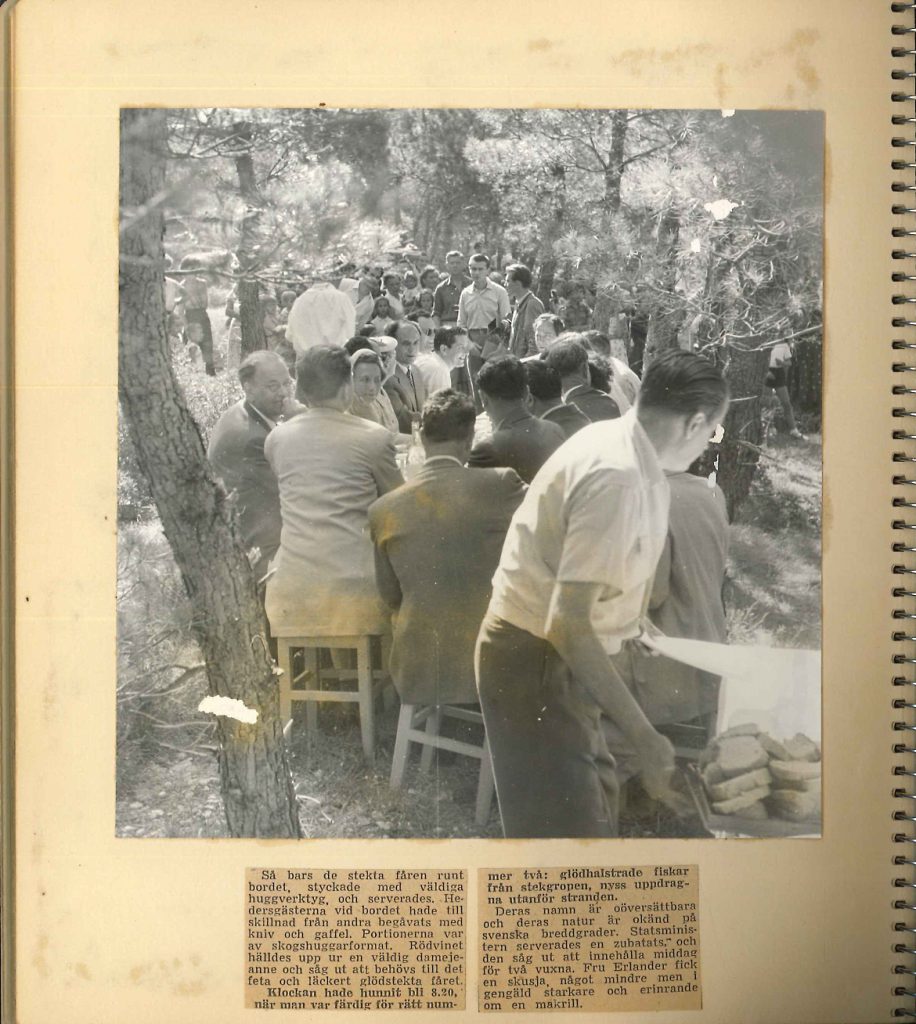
xmin=233 ymin=122 xmax=266 ymax=359
xmin=715 ymin=344 xmax=770 ymax=521
xmin=603 ymin=110 xmax=628 ymax=217
xmin=535 ymin=163 xmax=567 ymax=308
xmin=642 ymin=210 xmax=687 ymax=369
xmin=119 ymin=108 xmax=301 ymax=838
xmin=788 ymin=334 xmax=822 ymax=415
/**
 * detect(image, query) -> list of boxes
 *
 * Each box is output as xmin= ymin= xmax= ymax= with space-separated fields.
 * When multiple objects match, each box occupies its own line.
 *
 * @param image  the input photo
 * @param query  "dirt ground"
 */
xmin=115 ymin=429 xmax=821 ymax=841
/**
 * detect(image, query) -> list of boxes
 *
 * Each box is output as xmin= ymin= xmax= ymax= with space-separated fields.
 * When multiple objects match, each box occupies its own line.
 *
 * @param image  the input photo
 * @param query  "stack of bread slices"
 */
xmin=699 ymin=723 xmax=821 ymax=822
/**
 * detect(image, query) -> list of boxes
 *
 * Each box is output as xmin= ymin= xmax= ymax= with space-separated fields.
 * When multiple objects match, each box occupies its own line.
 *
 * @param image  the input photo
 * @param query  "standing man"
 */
xmin=207 ymin=351 xmax=297 ymax=583
xmin=432 ymin=251 xmax=470 ymax=327
xmin=457 ymin=252 xmax=511 ymax=347
xmin=458 ymin=253 xmax=511 ymax=407
xmin=476 ymin=350 xmax=729 ymax=838
xmin=177 ymin=255 xmax=215 ymax=375
xmin=384 ymin=321 xmax=428 ymax=433
xmin=285 ymin=272 xmax=356 ymax=355
xmin=505 ymin=264 xmax=545 ymax=359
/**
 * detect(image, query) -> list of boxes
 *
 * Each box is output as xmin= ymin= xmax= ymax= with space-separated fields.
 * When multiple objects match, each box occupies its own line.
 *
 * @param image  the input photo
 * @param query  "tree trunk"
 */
xmin=788 ymin=334 xmax=822 ymax=415
xmin=642 ymin=210 xmax=687 ymax=369
xmin=715 ymin=344 xmax=770 ymax=521
xmin=119 ymin=108 xmax=301 ymax=838
xmin=603 ymin=110 xmax=628 ymax=217
xmin=233 ymin=121 xmax=266 ymax=359
xmin=536 ymin=163 xmax=567 ymax=308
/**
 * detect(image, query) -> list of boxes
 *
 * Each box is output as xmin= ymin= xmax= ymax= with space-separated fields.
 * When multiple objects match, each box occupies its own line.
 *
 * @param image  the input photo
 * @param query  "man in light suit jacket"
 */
xmin=505 ymin=263 xmax=545 ymax=359
xmin=468 ymin=356 xmax=566 ymax=483
xmin=207 ymin=350 xmax=294 ymax=581
xmin=383 ymin=321 xmax=428 ymax=433
xmin=264 ymin=346 xmax=403 ymax=638
xmin=369 ymin=390 xmax=526 ymax=705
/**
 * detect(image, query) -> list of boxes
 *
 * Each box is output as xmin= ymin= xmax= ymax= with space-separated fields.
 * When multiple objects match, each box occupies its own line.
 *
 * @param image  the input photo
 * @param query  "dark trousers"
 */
xmin=185 ymin=308 xmax=215 ymax=375
xmin=475 ymin=613 xmax=619 ymax=838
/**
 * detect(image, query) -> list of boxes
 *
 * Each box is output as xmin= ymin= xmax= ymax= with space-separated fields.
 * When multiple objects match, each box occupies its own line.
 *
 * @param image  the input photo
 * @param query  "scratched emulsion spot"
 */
xmin=198 ymin=695 xmax=258 ymax=724
xmin=704 ymin=199 xmax=739 ymax=221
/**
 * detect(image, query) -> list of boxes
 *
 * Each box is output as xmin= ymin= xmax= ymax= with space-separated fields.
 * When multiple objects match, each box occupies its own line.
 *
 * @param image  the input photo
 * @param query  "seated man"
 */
xmin=369 ymin=390 xmax=526 ymax=706
xmin=207 ymin=351 xmax=295 ymax=582
xmin=383 ymin=321 xmax=428 ymax=433
xmin=264 ymin=346 xmax=404 ymax=637
xmin=525 ymin=359 xmax=589 ymax=441
xmin=579 ymin=328 xmax=642 ymax=408
xmin=546 ymin=335 xmax=621 ymax=422
xmin=468 ymin=356 xmax=565 ymax=483
xmin=413 ymin=325 xmax=471 ymax=395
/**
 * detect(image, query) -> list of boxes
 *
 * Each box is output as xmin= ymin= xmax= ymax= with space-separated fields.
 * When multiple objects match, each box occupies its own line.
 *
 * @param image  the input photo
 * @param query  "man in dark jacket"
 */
xmin=505 ymin=263 xmax=545 ymax=359
xmin=383 ymin=321 xmax=428 ymax=432
xmin=525 ymin=359 xmax=590 ymax=440
xmin=468 ymin=356 xmax=566 ymax=483
xmin=369 ymin=390 xmax=526 ymax=705
xmin=546 ymin=335 xmax=621 ymax=423
xmin=207 ymin=351 xmax=294 ymax=581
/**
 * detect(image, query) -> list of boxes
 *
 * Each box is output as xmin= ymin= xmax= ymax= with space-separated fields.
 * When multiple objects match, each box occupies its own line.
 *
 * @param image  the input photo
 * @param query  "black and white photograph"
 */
xmin=117 ymin=106 xmax=823 ymax=840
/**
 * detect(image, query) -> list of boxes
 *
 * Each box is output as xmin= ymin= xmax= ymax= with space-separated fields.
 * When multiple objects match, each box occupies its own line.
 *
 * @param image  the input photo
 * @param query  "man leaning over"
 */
xmin=475 ymin=350 xmax=729 ymax=838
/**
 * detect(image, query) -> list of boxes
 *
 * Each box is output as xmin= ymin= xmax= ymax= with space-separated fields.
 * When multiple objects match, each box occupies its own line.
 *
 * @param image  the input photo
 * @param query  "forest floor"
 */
xmin=115 ymin=423 xmax=822 ymax=841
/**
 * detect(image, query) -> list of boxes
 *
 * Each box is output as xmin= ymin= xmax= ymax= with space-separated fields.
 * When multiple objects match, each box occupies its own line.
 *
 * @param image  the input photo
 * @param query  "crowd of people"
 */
xmin=203 ymin=250 xmax=734 ymax=838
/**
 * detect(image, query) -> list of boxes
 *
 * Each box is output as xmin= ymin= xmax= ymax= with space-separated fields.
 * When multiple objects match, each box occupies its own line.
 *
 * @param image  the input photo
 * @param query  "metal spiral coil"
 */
xmin=896 ymin=5 xmax=916 ymax=1018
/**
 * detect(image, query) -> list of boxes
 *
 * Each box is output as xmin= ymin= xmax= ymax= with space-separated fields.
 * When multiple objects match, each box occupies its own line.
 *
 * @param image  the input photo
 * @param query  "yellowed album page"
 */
xmin=8 ymin=0 xmax=898 ymax=1021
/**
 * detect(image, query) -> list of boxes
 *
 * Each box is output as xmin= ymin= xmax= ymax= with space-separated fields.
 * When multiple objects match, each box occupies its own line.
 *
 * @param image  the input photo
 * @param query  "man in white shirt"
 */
xmin=285 ymin=276 xmax=356 ymax=354
xmin=457 ymin=253 xmax=511 ymax=343
xmin=475 ymin=350 xmax=729 ymax=838
xmin=458 ymin=253 xmax=511 ymax=408
xmin=413 ymin=326 xmax=471 ymax=395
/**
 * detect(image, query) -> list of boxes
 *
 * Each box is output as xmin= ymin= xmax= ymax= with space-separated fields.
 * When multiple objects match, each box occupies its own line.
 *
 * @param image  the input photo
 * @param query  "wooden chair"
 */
xmin=389 ymin=703 xmax=495 ymax=828
xmin=274 ymin=633 xmax=390 ymax=761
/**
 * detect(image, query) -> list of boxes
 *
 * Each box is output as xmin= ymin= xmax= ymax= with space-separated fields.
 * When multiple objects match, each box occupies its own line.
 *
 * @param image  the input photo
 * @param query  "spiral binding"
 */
xmin=895 ymin=3 xmax=916 ymax=1017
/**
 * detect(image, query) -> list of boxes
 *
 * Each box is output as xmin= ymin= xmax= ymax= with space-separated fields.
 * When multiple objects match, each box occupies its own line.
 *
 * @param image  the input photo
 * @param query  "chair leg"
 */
xmin=390 ymin=703 xmax=415 ymax=789
xmin=356 ymin=635 xmax=375 ymax=761
xmin=277 ymin=640 xmax=293 ymax=731
xmin=304 ymin=646 xmax=319 ymax=739
xmin=419 ymin=706 xmax=443 ymax=773
xmin=475 ymin=739 xmax=496 ymax=828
